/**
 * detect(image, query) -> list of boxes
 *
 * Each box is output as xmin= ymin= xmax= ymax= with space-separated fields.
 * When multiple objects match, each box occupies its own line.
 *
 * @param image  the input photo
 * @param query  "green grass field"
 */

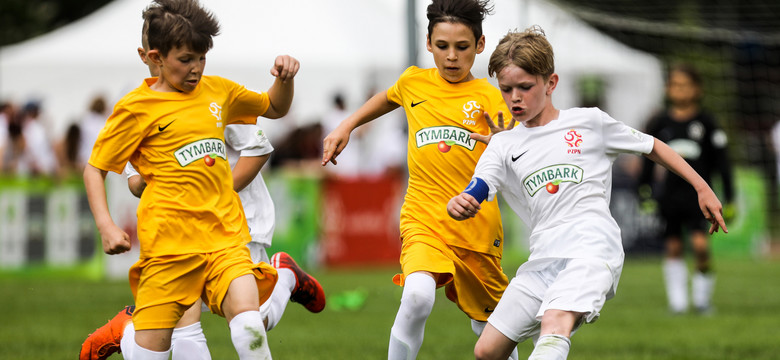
xmin=1 ymin=256 xmax=779 ymax=359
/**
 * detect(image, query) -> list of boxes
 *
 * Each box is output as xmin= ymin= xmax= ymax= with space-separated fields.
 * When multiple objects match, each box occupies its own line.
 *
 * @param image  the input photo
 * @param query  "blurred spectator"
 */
xmin=54 ymin=123 xmax=83 ymax=178
xmin=322 ymin=93 xmax=349 ymax=134
xmin=270 ymin=121 xmax=324 ymax=170
xmin=773 ymin=120 xmax=780 ymax=182
xmin=78 ymin=95 xmax=108 ymax=166
xmin=0 ymin=102 xmax=14 ymax=172
xmin=320 ymin=93 xmax=363 ymax=177
xmin=638 ymin=63 xmax=734 ymax=315
xmin=319 ymin=91 xmax=406 ymax=179
xmin=2 ymin=120 xmax=26 ymax=175
xmin=19 ymin=101 xmax=57 ymax=176
xmin=52 ymin=95 xmax=109 ymax=179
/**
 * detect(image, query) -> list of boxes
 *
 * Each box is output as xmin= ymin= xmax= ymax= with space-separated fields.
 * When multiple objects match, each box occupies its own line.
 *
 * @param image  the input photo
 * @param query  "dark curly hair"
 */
xmin=426 ymin=0 xmax=493 ymax=42
xmin=142 ymin=0 xmax=220 ymax=56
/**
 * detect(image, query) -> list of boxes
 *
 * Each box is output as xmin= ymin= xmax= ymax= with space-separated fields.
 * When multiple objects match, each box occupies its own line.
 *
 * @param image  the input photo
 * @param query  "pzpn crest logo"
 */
xmin=461 ymin=100 xmax=481 ymax=126
xmin=209 ymin=102 xmax=223 ymax=128
xmin=564 ymin=129 xmax=582 ymax=154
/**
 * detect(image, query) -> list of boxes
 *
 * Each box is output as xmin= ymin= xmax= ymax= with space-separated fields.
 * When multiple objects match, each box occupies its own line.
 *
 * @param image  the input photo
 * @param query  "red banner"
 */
xmin=321 ymin=176 xmax=403 ymax=267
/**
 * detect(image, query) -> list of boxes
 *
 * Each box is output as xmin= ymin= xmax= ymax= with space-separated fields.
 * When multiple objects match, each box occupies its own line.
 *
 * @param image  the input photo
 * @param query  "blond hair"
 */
xmin=488 ymin=25 xmax=554 ymax=79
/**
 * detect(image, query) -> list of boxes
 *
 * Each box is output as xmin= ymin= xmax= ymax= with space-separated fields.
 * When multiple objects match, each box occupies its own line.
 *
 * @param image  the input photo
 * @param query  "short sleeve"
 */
xmin=88 ymin=105 xmax=144 ymax=174
xmin=386 ymin=66 xmax=416 ymax=106
xmin=601 ymin=110 xmax=655 ymax=155
xmin=224 ymin=124 xmax=274 ymax=157
xmin=223 ymin=78 xmax=270 ymax=125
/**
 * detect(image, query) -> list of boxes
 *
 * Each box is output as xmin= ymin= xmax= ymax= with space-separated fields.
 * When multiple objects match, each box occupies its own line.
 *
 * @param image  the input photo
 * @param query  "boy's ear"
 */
xmin=476 ymin=35 xmax=486 ymax=54
xmin=426 ymin=34 xmax=433 ymax=53
xmin=146 ymin=49 xmax=163 ymax=66
xmin=137 ymin=47 xmax=148 ymax=64
xmin=546 ymin=73 xmax=559 ymax=95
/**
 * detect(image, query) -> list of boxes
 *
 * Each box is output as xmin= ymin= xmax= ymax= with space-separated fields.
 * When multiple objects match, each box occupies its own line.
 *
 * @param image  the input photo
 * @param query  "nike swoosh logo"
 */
xmin=411 ymin=100 xmax=427 ymax=107
xmin=484 ymin=307 xmax=494 ymax=313
xmin=158 ymin=119 xmax=176 ymax=132
xmin=511 ymin=150 xmax=528 ymax=162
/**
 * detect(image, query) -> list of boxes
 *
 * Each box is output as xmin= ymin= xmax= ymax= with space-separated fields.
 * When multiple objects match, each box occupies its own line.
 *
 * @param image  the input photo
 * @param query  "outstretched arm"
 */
xmin=645 ymin=138 xmax=728 ymax=234
xmin=321 ymin=91 xmax=399 ymax=166
xmin=263 ymin=55 xmax=300 ymax=119
xmin=84 ymin=164 xmax=131 ymax=254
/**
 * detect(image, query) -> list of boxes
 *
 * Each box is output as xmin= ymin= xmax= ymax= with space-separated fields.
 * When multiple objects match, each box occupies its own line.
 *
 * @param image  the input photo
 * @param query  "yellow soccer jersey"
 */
xmin=89 ymin=76 xmax=270 ymax=258
xmin=387 ymin=66 xmax=509 ymax=257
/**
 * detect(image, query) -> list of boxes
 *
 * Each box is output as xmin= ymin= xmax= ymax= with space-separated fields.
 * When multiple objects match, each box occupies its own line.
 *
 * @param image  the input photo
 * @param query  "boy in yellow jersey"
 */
xmin=79 ymin=9 xmax=324 ymax=358
xmin=83 ymin=0 xmax=299 ymax=359
xmin=322 ymin=0 xmax=517 ymax=358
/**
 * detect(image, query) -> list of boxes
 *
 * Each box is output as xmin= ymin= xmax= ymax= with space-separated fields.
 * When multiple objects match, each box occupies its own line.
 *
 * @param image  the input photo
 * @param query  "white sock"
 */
xmin=528 ymin=334 xmax=570 ymax=360
xmin=471 ymin=319 xmax=486 ymax=336
xmin=663 ymin=258 xmax=689 ymax=313
xmin=692 ymin=272 xmax=715 ymax=311
xmin=229 ymin=310 xmax=272 ymax=360
xmin=388 ymin=273 xmax=436 ymax=360
xmin=261 ymin=268 xmax=295 ymax=331
xmin=120 ymin=322 xmax=135 ymax=359
xmin=276 ymin=268 xmax=297 ymax=293
xmin=172 ymin=322 xmax=211 ymax=360
xmin=130 ymin=338 xmax=171 ymax=360
xmin=471 ymin=320 xmax=519 ymax=360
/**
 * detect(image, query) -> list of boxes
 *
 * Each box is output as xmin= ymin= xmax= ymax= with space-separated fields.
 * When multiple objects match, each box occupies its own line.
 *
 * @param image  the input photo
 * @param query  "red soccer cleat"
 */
xmin=271 ymin=252 xmax=326 ymax=313
xmin=79 ymin=305 xmax=134 ymax=360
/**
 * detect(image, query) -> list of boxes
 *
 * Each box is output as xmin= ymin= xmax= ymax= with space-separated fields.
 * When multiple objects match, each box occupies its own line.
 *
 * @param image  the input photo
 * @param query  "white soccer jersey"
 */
xmin=224 ymin=124 xmax=275 ymax=246
xmin=475 ymin=107 xmax=654 ymax=270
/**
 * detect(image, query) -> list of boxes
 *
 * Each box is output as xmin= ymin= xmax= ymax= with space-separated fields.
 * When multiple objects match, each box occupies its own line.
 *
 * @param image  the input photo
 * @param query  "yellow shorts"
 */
xmin=128 ymin=244 xmax=277 ymax=330
xmin=392 ymin=234 xmax=508 ymax=321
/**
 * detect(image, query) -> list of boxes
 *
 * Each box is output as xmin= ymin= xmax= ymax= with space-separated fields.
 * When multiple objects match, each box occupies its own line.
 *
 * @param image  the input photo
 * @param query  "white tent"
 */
xmin=0 ymin=0 xmax=662 ymax=143
xmin=459 ymin=0 xmax=664 ymax=129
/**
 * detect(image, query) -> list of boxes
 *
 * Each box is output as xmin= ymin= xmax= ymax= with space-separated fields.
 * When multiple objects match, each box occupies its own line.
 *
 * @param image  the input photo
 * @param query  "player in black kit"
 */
xmin=639 ymin=63 xmax=734 ymax=315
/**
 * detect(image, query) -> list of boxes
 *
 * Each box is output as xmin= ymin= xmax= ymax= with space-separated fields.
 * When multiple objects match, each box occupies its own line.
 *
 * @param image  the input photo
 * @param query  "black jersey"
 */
xmin=639 ymin=110 xmax=734 ymax=205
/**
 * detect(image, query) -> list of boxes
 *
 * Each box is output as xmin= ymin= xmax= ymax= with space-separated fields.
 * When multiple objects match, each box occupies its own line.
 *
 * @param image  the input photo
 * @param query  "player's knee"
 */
xmin=540 ymin=310 xmax=580 ymax=337
xmin=666 ymin=240 xmax=684 ymax=257
xmin=400 ymin=287 xmax=435 ymax=316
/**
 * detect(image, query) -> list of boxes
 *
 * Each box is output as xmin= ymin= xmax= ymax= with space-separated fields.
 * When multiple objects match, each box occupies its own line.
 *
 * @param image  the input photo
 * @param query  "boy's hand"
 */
xmin=447 ymin=193 xmax=482 ymax=221
xmin=270 ymin=55 xmax=300 ymax=82
xmin=98 ymin=223 xmax=132 ymax=255
xmin=322 ymin=127 xmax=351 ymax=166
xmin=470 ymin=111 xmax=516 ymax=145
xmin=698 ymin=189 xmax=728 ymax=235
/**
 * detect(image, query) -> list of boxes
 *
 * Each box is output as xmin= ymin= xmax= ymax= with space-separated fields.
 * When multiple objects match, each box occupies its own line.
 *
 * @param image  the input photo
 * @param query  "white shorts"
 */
xmin=247 ymin=241 xmax=270 ymax=264
xmin=488 ymin=258 xmax=620 ymax=343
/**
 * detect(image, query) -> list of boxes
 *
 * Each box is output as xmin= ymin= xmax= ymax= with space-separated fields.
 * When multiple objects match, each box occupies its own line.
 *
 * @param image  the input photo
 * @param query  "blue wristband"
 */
xmin=463 ymin=177 xmax=489 ymax=203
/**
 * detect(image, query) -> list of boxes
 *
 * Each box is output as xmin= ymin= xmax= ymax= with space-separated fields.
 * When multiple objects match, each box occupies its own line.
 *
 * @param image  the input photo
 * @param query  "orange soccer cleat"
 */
xmin=79 ymin=305 xmax=134 ymax=360
xmin=271 ymin=252 xmax=326 ymax=313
